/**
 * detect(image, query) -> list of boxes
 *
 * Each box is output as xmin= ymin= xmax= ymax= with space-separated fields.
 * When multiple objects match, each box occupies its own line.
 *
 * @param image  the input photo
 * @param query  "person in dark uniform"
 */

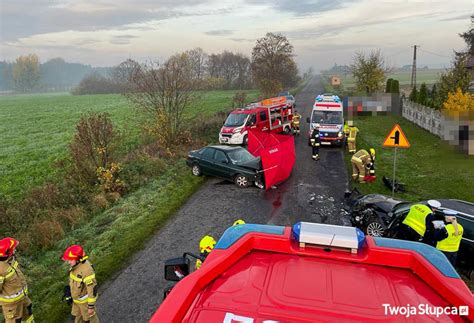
xmin=310 ymin=124 xmax=321 ymax=161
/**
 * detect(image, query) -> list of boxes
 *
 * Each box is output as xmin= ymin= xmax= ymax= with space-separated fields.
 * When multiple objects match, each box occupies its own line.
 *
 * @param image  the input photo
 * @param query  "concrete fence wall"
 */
xmin=402 ymin=98 xmax=474 ymax=155
xmin=402 ymin=98 xmax=443 ymax=137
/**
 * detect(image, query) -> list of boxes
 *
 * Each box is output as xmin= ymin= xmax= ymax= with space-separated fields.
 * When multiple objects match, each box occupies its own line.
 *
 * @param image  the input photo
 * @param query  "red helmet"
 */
xmin=0 ymin=238 xmax=19 ymax=258
xmin=62 ymin=245 xmax=86 ymax=261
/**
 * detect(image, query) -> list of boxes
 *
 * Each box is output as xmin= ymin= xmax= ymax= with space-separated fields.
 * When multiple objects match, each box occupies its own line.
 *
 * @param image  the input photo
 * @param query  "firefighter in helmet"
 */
xmin=195 ymin=235 xmax=216 ymax=270
xmin=350 ymin=148 xmax=375 ymax=183
xmin=310 ymin=124 xmax=321 ymax=161
xmin=62 ymin=245 xmax=99 ymax=323
xmin=233 ymin=219 xmax=246 ymax=226
xmin=347 ymin=120 xmax=359 ymax=153
xmin=291 ymin=111 xmax=302 ymax=135
xmin=0 ymin=238 xmax=34 ymax=323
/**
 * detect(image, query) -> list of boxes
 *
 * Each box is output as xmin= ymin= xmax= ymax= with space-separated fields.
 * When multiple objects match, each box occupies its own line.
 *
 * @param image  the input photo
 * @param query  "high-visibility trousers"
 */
xmin=348 ymin=138 xmax=356 ymax=153
xmin=351 ymin=157 xmax=366 ymax=182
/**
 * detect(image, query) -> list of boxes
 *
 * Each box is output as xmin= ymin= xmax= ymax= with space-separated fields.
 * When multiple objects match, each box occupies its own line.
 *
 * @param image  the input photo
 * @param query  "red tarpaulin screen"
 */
xmin=247 ymin=130 xmax=295 ymax=189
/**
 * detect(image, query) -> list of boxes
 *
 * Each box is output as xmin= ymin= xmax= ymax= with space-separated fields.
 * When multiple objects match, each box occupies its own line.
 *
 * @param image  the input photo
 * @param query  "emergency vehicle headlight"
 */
xmin=292 ymin=222 xmax=365 ymax=253
xmin=232 ymin=127 xmax=242 ymax=134
xmin=338 ymin=131 xmax=343 ymax=138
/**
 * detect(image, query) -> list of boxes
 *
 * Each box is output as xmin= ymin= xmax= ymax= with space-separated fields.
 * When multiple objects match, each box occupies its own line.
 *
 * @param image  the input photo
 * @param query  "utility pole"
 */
xmin=410 ymin=45 xmax=419 ymax=89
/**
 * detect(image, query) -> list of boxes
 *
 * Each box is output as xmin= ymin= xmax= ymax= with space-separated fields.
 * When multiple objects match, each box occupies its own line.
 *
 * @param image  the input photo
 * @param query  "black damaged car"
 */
xmin=186 ymin=145 xmax=264 ymax=188
xmin=348 ymin=192 xmax=474 ymax=281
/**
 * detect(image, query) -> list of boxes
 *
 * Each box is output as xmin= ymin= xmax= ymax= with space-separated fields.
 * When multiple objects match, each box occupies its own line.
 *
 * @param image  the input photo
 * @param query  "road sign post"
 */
xmin=392 ymin=148 xmax=397 ymax=197
xmin=383 ymin=124 xmax=410 ymax=196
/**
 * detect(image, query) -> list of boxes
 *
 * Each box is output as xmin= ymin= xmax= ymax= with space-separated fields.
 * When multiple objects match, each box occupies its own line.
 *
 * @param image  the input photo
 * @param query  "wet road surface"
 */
xmin=97 ymin=77 xmax=351 ymax=322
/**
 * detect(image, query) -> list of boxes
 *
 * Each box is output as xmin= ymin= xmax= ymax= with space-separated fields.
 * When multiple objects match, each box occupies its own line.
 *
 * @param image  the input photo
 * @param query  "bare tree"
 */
xmin=124 ymin=53 xmax=195 ymax=145
xmin=251 ymin=32 xmax=299 ymax=97
xmin=110 ymin=58 xmax=141 ymax=90
xmin=186 ymin=48 xmax=208 ymax=81
xmin=350 ymin=50 xmax=391 ymax=94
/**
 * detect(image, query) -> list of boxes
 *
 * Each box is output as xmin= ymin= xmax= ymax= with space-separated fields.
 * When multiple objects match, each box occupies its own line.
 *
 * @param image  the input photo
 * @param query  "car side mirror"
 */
xmin=164 ymin=257 xmax=190 ymax=281
xmin=306 ymin=117 xmax=310 ymax=123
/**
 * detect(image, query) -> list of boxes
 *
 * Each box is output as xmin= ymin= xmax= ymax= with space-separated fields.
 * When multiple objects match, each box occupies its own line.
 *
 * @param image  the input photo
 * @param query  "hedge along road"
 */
xmin=97 ymin=76 xmax=351 ymax=322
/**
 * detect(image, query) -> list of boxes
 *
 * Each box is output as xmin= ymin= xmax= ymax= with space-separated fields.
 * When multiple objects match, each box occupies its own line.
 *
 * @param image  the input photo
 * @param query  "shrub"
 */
xmin=31 ymin=219 xmax=65 ymax=249
xmin=69 ymin=112 xmax=119 ymax=186
xmin=390 ymin=80 xmax=399 ymax=94
xmin=385 ymin=78 xmax=393 ymax=93
xmin=418 ymin=83 xmax=428 ymax=105
xmin=443 ymin=88 xmax=474 ymax=111
xmin=409 ymin=87 xmax=418 ymax=102
xmin=71 ymin=73 xmax=127 ymax=95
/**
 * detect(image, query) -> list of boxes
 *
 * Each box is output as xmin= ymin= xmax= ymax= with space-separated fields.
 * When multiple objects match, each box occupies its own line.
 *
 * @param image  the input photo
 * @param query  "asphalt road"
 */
xmin=96 ymin=76 xmax=351 ymax=322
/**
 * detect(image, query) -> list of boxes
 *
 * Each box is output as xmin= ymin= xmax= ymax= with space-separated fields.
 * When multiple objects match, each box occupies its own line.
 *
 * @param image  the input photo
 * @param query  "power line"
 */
xmin=418 ymin=48 xmax=452 ymax=58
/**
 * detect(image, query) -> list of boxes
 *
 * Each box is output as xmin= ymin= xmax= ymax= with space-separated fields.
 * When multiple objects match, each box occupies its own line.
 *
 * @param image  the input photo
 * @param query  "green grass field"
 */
xmin=0 ymin=90 xmax=257 ymax=200
xmin=346 ymin=115 xmax=474 ymax=202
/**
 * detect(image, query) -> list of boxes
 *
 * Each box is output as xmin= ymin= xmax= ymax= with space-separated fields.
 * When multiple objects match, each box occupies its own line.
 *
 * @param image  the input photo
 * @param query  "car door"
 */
xmin=212 ymin=149 xmax=232 ymax=179
xmin=198 ymin=147 xmax=216 ymax=175
xmin=258 ymin=110 xmax=268 ymax=131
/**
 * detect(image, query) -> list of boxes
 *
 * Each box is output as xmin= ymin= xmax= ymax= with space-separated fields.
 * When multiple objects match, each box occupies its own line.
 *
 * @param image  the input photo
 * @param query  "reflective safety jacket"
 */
xmin=348 ymin=126 xmax=359 ymax=140
xmin=402 ymin=204 xmax=432 ymax=237
xmin=310 ymin=130 xmax=320 ymax=147
xmin=69 ymin=260 xmax=98 ymax=308
xmin=292 ymin=113 xmax=301 ymax=126
xmin=437 ymin=223 xmax=464 ymax=253
xmin=343 ymin=123 xmax=350 ymax=136
xmin=0 ymin=257 xmax=28 ymax=305
xmin=352 ymin=149 xmax=371 ymax=164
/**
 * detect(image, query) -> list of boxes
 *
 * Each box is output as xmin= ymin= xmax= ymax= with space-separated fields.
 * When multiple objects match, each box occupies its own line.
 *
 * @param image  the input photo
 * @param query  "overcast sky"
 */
xmin=0 ymin=0 xmax=472 ymax=71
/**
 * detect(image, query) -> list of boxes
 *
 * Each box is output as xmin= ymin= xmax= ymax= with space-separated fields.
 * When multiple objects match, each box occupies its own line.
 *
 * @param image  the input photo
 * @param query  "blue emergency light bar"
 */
xmin=315 ymin=94 xmax=341 ymax=103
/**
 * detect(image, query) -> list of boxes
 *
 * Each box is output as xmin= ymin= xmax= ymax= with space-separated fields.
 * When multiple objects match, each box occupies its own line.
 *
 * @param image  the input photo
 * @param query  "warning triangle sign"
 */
xmin=383 ymin=124 xmax=410 ymax=148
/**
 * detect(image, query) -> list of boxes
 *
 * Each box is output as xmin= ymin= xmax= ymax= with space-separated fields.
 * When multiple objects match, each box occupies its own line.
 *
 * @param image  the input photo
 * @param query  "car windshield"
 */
xmin=227 ymin=149 xmax=255 ymax=164
xmin=311 ymin=111 xmax=342 ymax=125
xmin=224 ymin=113 xmax=248 ymax=127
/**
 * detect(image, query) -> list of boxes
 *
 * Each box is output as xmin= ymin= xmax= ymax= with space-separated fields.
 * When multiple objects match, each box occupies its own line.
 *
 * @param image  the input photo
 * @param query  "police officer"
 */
xmin=434 ymin=210 xmax=464 ymax=266
xmin=310 ymin=125 xmax=321 ymax=161
xmin=62 ymin=245 xmax=99 ymax=323
xmin=398 ymin=200 xmax=441 ymax=243
xmin=347 ymin=121 xmax=359 ymax=153
xmin=0 ymin=238 xmax=34 ymax=323
xmin=350 ymin=148 xmax=375 ymax=183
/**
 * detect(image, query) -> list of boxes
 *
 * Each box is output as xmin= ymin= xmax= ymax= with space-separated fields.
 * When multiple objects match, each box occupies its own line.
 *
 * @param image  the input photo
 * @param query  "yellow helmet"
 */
xmin=369 ymin=148 xmax=376 ymax=158
xmin=233 ymin=219 xmax=246 ymax=226
xmin=199 ymin=235 xmax=216 ymax=254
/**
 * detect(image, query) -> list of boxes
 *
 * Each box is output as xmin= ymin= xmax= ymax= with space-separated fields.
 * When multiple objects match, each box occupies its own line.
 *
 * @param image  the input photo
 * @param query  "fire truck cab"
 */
xmin=219 ymin=97 xmax=293 ymax=145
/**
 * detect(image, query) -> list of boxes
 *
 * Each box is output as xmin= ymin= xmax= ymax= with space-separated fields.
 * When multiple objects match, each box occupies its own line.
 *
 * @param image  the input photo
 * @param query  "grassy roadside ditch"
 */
xmin=26 ymin=161 xmax=204 ymax=321
xmin=343 ymin=115 xmax=474 ymax=201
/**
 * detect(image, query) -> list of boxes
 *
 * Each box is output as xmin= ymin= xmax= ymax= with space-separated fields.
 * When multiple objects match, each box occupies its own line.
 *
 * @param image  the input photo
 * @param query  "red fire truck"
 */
xmin=152 ymin=222 xmax=474 ymax=322
xmin=219 ymin=97 xmax=294 ymax=145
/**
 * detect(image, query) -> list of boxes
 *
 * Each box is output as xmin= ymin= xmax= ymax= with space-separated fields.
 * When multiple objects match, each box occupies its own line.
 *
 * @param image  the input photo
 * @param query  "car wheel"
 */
xmin=366 ymin=221 xmax=385 ymax=237
xmin=284 ymin=126 xmax=291 ymax=134
xmin=243 ymin=135 xmax=248 ymax=146
xmin=234 ymin=174 xmax=250 ymax=188
xmin=191 ymin=164 xmax=202 ymax=176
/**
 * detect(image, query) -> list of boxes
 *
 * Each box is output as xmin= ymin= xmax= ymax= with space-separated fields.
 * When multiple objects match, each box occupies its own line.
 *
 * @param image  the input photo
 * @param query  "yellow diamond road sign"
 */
xmin=383 ymin=124 xmax=410 ymax=148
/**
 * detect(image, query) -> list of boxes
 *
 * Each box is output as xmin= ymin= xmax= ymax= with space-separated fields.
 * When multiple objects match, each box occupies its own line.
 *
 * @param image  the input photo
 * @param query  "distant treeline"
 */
xmin=0 ymin=57 xmax=112 ymax=92
xmin=73 ymin=48 xmax=256 ymax=95
xmin=0 ymin=49 xmax=257 ymax=94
